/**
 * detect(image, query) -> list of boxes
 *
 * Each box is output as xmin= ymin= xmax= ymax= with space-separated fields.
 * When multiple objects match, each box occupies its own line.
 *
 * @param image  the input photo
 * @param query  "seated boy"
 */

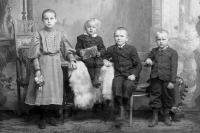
xmin=145 ymin=30 xmax=178 ymax=127
xmin=103 ymin=27 xmax=142 ymax=120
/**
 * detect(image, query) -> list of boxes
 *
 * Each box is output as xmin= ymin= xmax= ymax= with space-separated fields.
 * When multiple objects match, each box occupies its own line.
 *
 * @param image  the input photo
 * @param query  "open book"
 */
xmin=81 ymin=46 xmax=98 ymax=60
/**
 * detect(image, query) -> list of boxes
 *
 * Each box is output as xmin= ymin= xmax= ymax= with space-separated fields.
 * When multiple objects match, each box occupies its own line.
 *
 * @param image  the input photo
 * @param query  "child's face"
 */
xmin=156 ymin=32 xmax=169 ymax=48
xmin=43 ymin=12 xmax=57 ymax=29
xmin=114 ymin=30 xmax=128 ymax=46
xmin=85 ymin=22 xmax=98 ymax=36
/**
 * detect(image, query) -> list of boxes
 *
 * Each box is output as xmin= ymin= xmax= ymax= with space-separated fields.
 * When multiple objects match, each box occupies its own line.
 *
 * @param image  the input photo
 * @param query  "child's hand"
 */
xmin=35 ymin=70 xmax=45 ymax=87
xmin=96 ymin=52 xmax=101 ymax=57
xmin=103 ymin=59 xmax=111 ymax=67
xmin=80 ymin=50 xmax=85 ymax=57
xmin=69 ymin=61 xmax=77 ymax=69
xmin=35 ymin=70 xmax=41 ymax=78
xmin=128 ymin=74 xmax=135 ymax=81
xmin=167 ymin=82 xmax=175 ymax=89
xmin=145 ymin=58 xmax=153 ymax=66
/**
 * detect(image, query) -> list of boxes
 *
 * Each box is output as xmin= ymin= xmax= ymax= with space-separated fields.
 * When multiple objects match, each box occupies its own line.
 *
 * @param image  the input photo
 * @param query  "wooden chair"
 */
xmin=61 ymin=62 xmax=73 ymax=124
xmin=129 ymin=53 xmax=151 ymax=126
xmin=13 ymin=19 xmax=37 ymax=115
xmin=129 ymin=82 xmax=150 ymax=126
xmin=0 ymin=110 xmax=2 ymax=121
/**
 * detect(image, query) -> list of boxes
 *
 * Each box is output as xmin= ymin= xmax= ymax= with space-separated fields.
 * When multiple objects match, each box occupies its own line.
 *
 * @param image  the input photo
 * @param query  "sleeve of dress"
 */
xmin=61 ymin=31 xmax=76 ymax=61
xmin=28 ymin=32 xmax=41 ymax=70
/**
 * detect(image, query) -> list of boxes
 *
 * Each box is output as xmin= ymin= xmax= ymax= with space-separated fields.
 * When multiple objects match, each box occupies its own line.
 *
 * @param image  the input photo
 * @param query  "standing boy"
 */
xmin=145 ymin=30 xmax=178 ymax=127
xmin=104 ymin=27 xmax=142 ymax=120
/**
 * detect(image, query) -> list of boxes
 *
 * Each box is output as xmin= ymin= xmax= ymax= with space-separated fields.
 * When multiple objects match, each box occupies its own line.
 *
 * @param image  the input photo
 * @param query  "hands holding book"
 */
xmin=96 ymin=51 xmax=101 ymax=57
xmin=79 ymin=46 xmax=99 ymax=60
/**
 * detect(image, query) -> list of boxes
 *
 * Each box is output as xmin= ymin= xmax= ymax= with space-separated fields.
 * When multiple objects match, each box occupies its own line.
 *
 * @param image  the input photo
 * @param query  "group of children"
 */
xmin=26 ymin=9 xmax=178 ymax=129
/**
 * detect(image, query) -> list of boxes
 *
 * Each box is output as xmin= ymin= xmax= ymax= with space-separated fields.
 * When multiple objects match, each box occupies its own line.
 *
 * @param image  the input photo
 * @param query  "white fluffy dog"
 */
xmin=68 ymin=60 xmax=114 ymax=110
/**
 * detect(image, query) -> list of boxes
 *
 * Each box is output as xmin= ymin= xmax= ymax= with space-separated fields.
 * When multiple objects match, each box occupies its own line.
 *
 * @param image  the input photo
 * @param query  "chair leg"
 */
xmin=108 ymin=100 xmax=114 ymax=121
xmin=23 ymin=86 xmax=28 ymax=101
xmin=23 ymin=86 xmax=31 ymax=121
xmin=62 ymin=80 xmax=66 ymax=125
xmin=17 ymin=84 xmax=21 ymax=116
xmin=0 ymin=110 xmax=2 ymax=121
xmin=129 ymin=95 xmax=133 ymax=126
xmin=62 ymin=95 xmax=66 ymax=124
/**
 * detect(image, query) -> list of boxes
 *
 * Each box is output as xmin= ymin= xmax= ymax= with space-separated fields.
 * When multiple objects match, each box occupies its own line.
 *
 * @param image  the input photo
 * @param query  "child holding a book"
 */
xmin=75 ymin=18 xmax=106 ymax=87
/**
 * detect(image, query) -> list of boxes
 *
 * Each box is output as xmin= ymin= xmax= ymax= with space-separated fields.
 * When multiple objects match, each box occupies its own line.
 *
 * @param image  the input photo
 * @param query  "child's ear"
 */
xmin=55 ymin=19 xmax=57 ymax=23
xmin=126 ymin=36 xmax=129 ymax=42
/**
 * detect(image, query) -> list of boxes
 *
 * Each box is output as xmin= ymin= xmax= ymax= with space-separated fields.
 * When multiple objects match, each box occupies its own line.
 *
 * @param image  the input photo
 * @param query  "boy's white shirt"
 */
xmin=146 ymin=45 xmax=169 ymax=62
xmin=118 ymin=43 xmax=125 ymax=48
xmin=84 ymin=33 xmax=97 ymax=37
xmin=159 ymin=45 xmax=168 ymax=51
xmin=103 ymin=43 xmax=126 ymax=65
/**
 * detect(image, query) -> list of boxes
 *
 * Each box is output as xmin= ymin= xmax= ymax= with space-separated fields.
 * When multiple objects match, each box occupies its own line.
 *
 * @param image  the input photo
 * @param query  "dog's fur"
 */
xmin=68 ymin=61 xmax=114 ymax=111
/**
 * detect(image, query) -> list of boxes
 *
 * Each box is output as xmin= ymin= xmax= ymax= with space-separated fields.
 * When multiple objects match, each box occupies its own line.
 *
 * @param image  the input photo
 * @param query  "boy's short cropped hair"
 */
xmin=114 ymin=27 xmax=129 ymax=36
xmin=84 ymin=18 xmax=101 ymax=30
xmin=42 ymin=9 xmax=57 ymax=20
xmin=155 ymin=30 xmax=169 ymax=39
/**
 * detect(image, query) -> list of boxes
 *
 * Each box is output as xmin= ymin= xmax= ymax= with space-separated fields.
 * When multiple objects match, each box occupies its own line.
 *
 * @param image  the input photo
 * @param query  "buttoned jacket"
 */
xmin=104 ymin=44 xmax=142 ymax=81
xmin=147 ymin=47 xmax=178 ymax=83
xmin=75 ymin=34 xmax=106 ymax=57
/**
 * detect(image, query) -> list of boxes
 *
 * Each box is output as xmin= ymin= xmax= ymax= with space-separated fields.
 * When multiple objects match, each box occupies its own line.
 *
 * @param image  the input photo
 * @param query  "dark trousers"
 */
xmin=83 ymin=57 xmax=103 ymax=68
xmin=112 ymin=75 xmax=137 ymax=99
xmin=83 ymin=57 xmax=103 ymax=80
xmin=149 ymin=78 xmax=175 ymax=108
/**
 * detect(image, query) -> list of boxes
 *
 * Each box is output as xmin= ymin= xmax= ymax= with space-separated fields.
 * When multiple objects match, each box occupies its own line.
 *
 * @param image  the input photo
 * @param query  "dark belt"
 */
xmin=43 ymin=53 xmax=59 ymax=56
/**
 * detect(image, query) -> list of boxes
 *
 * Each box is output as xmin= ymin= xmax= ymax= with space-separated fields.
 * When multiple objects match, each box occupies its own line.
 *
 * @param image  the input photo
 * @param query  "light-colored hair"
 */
xmin=84 ymin=18 xmax=101 ymax=30
xmin=42 ymin=9 xmax=56 ymax=20
xmin=156 ymin=30 xmax=169 ymax=39
xmin=114 ymin=27 xmax=129 ymax=36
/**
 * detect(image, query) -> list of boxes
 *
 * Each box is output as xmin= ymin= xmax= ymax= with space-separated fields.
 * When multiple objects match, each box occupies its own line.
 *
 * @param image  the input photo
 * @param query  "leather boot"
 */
xmin=49 ymin=110 xmax=58 ymax=126
xmin=164 ymin=108 xmax=172 ymax=126
xmin=38 ymin=117 xmax=46 ymax=129
xmin=116 ymin=106 xmax=126 ymax=120
xmin=148 ymin=108 xmax=159 ymax=127
xmin=92 ymin=67 xmax=101 ymax=88
xmin=87 ymin=68 xmax=95 ymax=81
xmin=38 ymin=109 xmax=46 ymax=129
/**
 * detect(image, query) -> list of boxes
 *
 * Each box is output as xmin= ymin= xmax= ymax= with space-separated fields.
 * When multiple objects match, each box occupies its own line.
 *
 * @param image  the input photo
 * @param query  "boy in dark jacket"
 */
xmin=145 ymin=30 xmax=178 ymax=127
xmin=104 ymin=27 xmax=142 ymax=120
